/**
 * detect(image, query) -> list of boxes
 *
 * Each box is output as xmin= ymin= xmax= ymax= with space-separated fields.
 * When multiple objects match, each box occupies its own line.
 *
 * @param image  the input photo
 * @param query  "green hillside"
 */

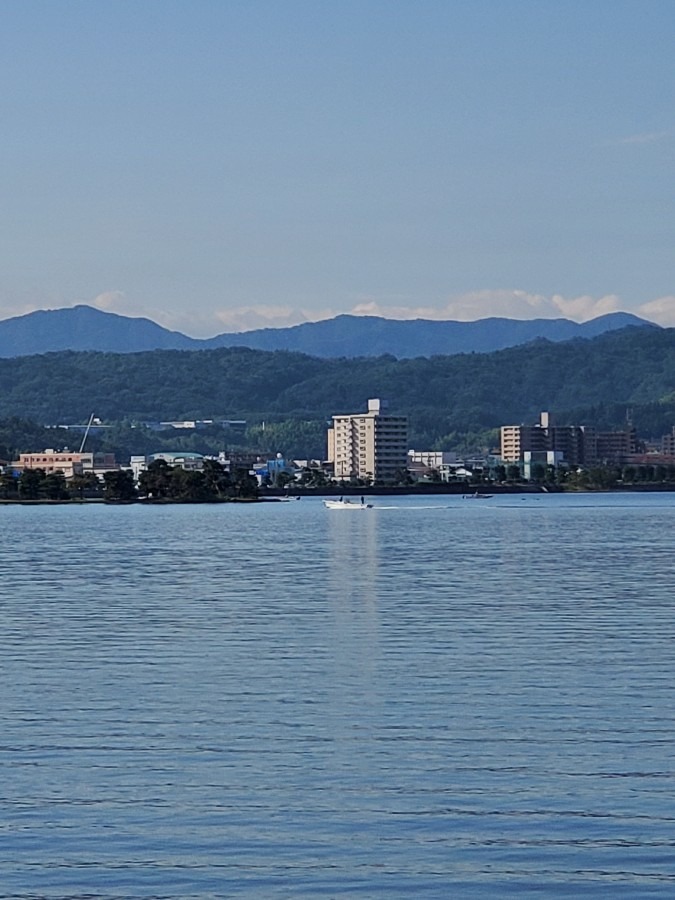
xmin=0 ymin=327 xmax=674 ymax=456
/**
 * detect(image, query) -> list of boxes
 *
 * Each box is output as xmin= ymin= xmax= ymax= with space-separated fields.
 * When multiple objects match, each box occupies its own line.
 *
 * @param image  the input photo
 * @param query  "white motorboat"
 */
xmin=323 ymin=498 xmax=373 ymax=510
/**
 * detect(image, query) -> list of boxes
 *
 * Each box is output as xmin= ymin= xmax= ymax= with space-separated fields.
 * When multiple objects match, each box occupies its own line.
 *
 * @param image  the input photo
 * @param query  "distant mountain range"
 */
xmin=0 ymin=304 xmax=656 ymax=359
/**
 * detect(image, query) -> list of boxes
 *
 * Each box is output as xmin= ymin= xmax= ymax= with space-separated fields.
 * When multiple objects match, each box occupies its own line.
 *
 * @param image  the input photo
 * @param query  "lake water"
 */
xmin=2 ymin=492 xmax=675 ymax=898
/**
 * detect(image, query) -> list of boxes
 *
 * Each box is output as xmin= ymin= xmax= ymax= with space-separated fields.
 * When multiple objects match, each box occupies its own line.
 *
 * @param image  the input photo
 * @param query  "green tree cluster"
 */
xmin=138 ymin=459 xmax=258 ymax=502
xmin=1 ymin=458 xmax=260 ymax=503
xmin=1 ymin=468 xmax=103 ymax=501
xmin=15 ymin=468 xmax=69 ymax=500
xmin=102 ymin=470 xmax=137 ymax=501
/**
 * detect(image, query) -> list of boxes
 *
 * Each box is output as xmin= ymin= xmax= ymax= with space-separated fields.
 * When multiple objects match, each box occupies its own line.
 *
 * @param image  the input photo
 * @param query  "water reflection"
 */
xmin=326 ymin=508 xmax=381 ymax=753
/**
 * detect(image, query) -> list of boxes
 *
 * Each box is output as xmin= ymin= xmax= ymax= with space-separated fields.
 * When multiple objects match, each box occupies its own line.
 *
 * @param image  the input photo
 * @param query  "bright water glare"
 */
xmin=2 ymin=493 xmax=675 ymax=898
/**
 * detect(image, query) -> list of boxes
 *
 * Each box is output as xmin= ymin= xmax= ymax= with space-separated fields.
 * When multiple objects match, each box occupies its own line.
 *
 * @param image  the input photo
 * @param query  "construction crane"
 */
xmin=79 ymin=413 xmax=96 ymax=453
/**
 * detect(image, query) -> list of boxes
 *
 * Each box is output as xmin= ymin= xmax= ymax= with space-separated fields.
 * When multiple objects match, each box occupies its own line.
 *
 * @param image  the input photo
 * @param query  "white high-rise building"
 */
xmin=327 ymin=399 xmax=408 ymax=483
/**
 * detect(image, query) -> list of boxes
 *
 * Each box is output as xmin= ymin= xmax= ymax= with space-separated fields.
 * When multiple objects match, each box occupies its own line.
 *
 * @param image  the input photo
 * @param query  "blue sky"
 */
xmin=1 ymin=0 xmax=673 ymax=334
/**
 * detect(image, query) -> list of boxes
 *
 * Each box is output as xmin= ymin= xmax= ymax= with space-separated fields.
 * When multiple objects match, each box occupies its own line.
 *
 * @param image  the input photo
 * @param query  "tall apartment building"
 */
xmin=500 ymin=422 xmax=549 ymax=462
xmin=327 ymin=399 xmax=408 ymax=483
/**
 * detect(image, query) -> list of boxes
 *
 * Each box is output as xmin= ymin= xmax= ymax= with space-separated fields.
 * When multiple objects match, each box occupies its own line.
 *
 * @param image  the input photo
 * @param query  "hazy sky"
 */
xmin=1 ymin=0 xmax=674 ymax=335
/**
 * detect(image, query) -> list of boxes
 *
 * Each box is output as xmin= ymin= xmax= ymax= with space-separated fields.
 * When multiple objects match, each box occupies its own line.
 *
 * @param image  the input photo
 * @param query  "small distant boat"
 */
xmin=323 ymin=498 xmax=373 ymax=510
xmin=463 ymin=491 xmax=493 ymax=500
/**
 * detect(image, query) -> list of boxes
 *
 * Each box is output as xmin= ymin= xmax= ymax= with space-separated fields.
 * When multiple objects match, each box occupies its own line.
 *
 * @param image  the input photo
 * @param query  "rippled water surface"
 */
xmin=2 ymin=493 xmax=675 ymax=898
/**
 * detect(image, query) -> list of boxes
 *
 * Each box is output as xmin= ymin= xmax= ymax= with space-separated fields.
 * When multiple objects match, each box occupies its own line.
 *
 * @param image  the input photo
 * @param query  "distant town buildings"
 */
xmin=53 ymin=418 xmax=247 ymax=434
xmin=54 ymin=417 xmax=111 ymax=436
xmin=142 ymin=419 xmax=246 ymax=432
xmin=327 ymin=398 xmax=408 ymax=483
xmin=500 ymin=411 xmax=640 ymax=471
xmin=5 ymin=403 xmax=675 ymax=492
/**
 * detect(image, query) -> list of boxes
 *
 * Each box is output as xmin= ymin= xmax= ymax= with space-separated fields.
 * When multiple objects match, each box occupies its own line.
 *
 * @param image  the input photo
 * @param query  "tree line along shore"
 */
xmin=3 ymin=459 xmax=675 ymax=504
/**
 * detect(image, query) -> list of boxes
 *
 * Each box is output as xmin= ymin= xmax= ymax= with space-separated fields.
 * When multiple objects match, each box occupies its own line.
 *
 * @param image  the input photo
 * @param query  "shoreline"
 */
xmin=3 ymin=483 xmax=675 ymax=505
xmin=267 ymin=482 xmax=675 ymax=497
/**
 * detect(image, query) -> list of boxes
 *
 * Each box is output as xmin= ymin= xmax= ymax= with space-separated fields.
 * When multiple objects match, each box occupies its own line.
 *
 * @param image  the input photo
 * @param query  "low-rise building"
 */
xmin=148 ymin=452 xmax=204 ymax=470
xmin=522 ymin=450 xmax=565 ymax=480
xmin=407 ymin=450 xmax=458 ymax=482
xmin=408 ymin=450 xmax=457 ymax=468
xmin=13 ymin=450 xmax=118 ymax=479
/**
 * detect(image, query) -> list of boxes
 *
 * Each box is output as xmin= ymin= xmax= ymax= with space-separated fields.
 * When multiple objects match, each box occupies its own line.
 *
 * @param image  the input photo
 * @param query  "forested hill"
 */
xmin=0 ymin=325 xmax=674 ymax=438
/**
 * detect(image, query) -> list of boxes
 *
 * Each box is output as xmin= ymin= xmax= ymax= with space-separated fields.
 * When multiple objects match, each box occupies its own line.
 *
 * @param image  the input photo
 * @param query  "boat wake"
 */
xmin=371 ymin=504 xmax=454 ymax=510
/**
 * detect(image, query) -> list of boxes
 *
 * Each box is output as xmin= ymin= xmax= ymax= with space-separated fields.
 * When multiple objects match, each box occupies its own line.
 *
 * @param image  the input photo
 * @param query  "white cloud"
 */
xmin=347 ymin=291 xmax=623 ymax=324
xmin=617 ymin=131 xmax=670 ymax=145
xmin=200 ymin=290 xmax=648 ymax=332
xmin=0 ymin=301 xmax=41 ymax=320
xmin=548 ymin=293 xmax=621 ymax=320
xmin=91 ymin=290 xmax=127 ymax=311
xmin=635 ymin=295 xmax=675 ymax=327
xmin=213 ymin=305 xmax=323 ymax=332
xmin=73 ymin=292 xmax=220 ymax=337
xmin=0 ymin=289 xmax=666 ymax=334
